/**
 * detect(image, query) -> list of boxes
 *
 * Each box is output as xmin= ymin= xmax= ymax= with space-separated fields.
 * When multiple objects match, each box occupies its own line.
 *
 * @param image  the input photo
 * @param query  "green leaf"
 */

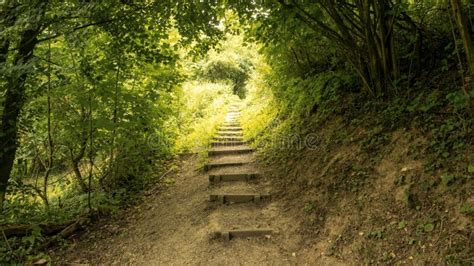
xmin=398 ymin=221 xmax=407 ymax=229
xmin=441 ymin=174 xmax=455 ymax=186
xmin=423 ymin=223 xmax=434 ymax=232
xmin=468 ymin=165 xmax=474 ymax=173
xmin=460 ymin=203 xmax=474 ymax=216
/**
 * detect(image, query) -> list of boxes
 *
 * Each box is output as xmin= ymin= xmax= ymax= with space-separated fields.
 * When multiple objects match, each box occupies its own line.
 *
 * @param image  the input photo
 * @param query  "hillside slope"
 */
xmin=243 ymin=102 xmax=474 ymax=264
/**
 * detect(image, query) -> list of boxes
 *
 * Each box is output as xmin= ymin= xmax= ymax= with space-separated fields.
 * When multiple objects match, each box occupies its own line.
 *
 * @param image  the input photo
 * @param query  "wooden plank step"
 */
xmin=213 ymin=136 xmax=244 ymax=141
xmin=209 ymin=173 xmax=260 ymax=183
xmin=209 ymin=193 xmax=270 ymax=204
xmin=204 ymin=161 xmax=248 ymax=171
xmin=218 ymin=127 xmax=242 ymax=131
xmin=211 ymin=141 xmax=247 ymax=147
xmin=222 ymin=124 xmax=240 ymax=127
xmin=216 ymin=131 xmax=243 ymax=136
xmin=208 ymin=147 xmax=254 ymax=156
xmin=215 ymin=229 xmax=273 ymax=241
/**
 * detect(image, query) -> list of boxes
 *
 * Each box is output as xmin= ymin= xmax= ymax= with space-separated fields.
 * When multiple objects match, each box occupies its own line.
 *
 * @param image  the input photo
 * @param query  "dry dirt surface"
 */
xmin=52 ymin=154 xmax=304 ymax=265
xmin=51 ymin=110 xmax=346 ymax=265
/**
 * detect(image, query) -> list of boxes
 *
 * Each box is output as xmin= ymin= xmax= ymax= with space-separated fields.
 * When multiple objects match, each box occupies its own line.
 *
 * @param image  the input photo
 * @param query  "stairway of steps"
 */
xmin=205 ymin=104 xmax=274 ymax=241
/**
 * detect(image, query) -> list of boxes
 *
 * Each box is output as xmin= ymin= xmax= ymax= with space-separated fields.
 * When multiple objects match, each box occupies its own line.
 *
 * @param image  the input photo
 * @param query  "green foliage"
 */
xmin=303 ymin=202 xmax=316 ymax=213
xmin=441 ymin=173 xmax=456 ymax=187
xmin=460 ymin=203 xmax=474 ymax=217
xmin=361 ymin=129 xmax=390 ymax=153
xmin=416 ymin=222 xmax=435 ymax=235
xmin=468 ymin=165 xmax=474 ymax=173
xmin=199 ymin=57 xmax=251 ymax=99
xmin=242 ymin=67 xmax=356 ymax=160
xmin=174 ymin=81 xmax=237 ymax=153
xmin=0 ymin=229 xmax=47 ymax=264
xmin=194 ymin=35 xmax=257 ymax=99
xmin=0 ymin=0 xmax=473 ymax=264
xmin=0 ymin=3 xmax=238 ymax=263
xmin=398 ymin=221 xmax=407 ymax=229
xmin=368 ymin=230 xmax=385 ymax=240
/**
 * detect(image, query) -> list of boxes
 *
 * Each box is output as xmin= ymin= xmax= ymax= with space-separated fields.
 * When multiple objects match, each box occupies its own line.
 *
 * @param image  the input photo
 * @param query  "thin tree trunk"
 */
xmin=88 ymin=91 xmax=93 ymax=212
xmin=71 ymin=158 xmax=88 ymax=193
xmin=452 ymin=0 xmax=474 ymax=79
xmin=68 ymin=51 xmax=91 ymax=193
xmin=70 ymin=130 xmax=89 ymax=193
xmin=451 ymin=0 xmax=474 ymax=111
xmin=110 ymin=66 xmax=120 ymax=182
xmin=43 ymin=33 xmax=54 ymax=208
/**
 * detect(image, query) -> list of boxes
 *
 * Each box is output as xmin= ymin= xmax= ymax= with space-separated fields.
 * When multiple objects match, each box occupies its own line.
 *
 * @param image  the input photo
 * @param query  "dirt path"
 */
xmin=53 ymin=106 xmax=309 ymax=265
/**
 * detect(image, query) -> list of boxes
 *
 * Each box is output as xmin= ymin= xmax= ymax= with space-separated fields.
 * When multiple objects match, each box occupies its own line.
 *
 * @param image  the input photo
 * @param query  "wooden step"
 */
xmin=213 ymin=136 xmax=244 ymax=141
xmin=209 ymin=193 xmax=270 ymax=204
xmin=214 ymin=229 xmax=273 ymax=241
xmin=209 ymin=173 xmax=260 ymax=183
xmin=218 ymin=127 xmax=242 ymax=131
xmin=216 ymin=132 xmax=243 ymax=137
xmin=208 ymin=147 xmax=254 ymax=156
xmin=211 ymin=141 xmax=247 ymax=147
xmin=222 ymin=124 xmax=240 ymax=127
xmin=204 ymin=161 xmax=248 ymax=171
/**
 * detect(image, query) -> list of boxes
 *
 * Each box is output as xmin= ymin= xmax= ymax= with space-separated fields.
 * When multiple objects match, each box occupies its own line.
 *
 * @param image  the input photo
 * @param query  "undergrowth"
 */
xmin=241 ymin=64 xmax=474 ymax=263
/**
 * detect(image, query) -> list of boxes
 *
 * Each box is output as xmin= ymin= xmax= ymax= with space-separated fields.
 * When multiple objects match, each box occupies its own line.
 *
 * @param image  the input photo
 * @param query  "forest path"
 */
xmin=52 ymin=105 xmax=311 ymax=265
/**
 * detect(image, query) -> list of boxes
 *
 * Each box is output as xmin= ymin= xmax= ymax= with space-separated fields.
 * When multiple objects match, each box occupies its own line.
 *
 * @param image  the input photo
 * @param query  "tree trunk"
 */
xmin=70 ymin=134 xmax=89 ymax=193
xmin=0 ymin=27 xmax=43 ymax=211
xmin=1 ymin=220 xmax=76 ymax=237
xmin=377 ymin=0 xmax=397 ymax=90
xmin=451 ymin=0 xmax=474 ymax=110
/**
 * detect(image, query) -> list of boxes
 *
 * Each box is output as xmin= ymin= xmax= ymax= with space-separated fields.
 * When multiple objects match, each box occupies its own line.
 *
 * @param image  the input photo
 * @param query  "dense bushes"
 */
xmin=0 ymin=2 xmax=232 ymax=263
xmin=239 ymin=0 xmax=473 ymax=145
xmin=236 ymin=2 xmax=473 ymax=263
xmin=196 ymin=35 xmax=255 ymax=99
xmin=199 ymin=57 xmax=252 ymax=99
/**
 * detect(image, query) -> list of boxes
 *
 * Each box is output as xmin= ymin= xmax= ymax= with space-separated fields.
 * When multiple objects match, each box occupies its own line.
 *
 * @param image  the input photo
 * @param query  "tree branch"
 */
xmin=36 ymin=19 xmax=116 ymax=44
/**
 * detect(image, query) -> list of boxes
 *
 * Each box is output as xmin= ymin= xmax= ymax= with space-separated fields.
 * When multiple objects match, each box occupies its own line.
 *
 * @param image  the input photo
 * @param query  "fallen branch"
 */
xmin=40 ymin=217 xmax=89 ymax=249
xmin=0 ymin=221 xmax=76 ymax=238
xmin=1 ymin=229 xmax=12 ymax=253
